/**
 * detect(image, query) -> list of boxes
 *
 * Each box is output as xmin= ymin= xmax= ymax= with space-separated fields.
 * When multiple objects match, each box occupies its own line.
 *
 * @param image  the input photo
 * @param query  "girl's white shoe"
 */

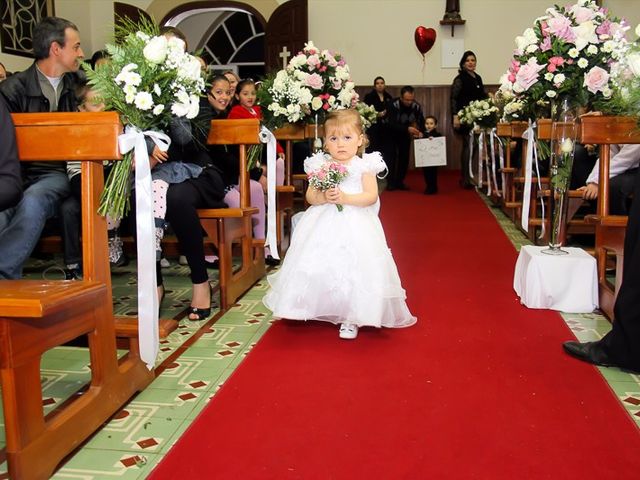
xmin=339 ymin=323 xmax=358 ymax=339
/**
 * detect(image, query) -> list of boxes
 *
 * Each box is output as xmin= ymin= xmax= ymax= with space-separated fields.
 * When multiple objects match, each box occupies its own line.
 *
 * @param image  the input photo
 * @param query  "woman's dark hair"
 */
xmin=33 ymin=17 xmax=78 ymax=60
xmin=458 ymin=50 xmax=476 ymax=73
xmin=373 ymin=76 xmax=385 ymax=85
xmin=89 ymin=49 xmax=109 ymax=69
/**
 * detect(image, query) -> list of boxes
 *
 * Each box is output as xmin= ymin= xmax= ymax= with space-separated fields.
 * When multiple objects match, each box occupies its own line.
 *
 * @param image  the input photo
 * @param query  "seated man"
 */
xmin=0 ymin=97 xmax=22 ymax=211
xmin=0 ymin=16 xmax=83 ymax=279
xmin=578 ymin=144 xmax=640 ymax=215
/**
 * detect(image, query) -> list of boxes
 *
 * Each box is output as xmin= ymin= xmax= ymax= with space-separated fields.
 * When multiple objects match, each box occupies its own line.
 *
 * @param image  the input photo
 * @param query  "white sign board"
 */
xmin=414 ymin=137 xmax=447 ymax=167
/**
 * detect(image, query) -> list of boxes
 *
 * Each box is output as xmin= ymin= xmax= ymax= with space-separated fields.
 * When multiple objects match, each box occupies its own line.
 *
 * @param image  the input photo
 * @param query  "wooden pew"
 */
xmin=200 ymin=119 xmax=265 ymax=310
xmin=0 ymin=112 xmax=158 ymax=479
xmin=497 ymin=122 xmax=518 ymax=220
xmin=580 ymin=116 xmax=640 ymax=320
xmin=503 ymin=122 xmax=529 ymax=226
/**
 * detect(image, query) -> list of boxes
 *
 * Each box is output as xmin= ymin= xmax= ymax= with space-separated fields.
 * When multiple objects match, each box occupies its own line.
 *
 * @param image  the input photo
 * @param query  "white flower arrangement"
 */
xmin=458 ymin=99 xmax=500 ymax=129
xmin=256 ymin=41 xmax=360 ymax=129
xmin=86 ymin=17 xmax=206 ymax=217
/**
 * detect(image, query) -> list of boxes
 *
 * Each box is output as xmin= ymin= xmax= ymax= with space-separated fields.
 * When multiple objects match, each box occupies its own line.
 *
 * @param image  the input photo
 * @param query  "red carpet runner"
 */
xmin=151 ymin=170 xmax=640 ymax=479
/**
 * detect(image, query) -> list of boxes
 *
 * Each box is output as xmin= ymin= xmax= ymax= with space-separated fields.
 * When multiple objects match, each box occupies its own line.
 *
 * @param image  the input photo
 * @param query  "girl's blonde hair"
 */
xmin=323 ymin=109 xmax=369 ymax=156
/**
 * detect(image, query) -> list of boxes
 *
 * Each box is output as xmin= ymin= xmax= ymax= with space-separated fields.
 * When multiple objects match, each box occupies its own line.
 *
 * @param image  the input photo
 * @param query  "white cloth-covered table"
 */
xmin=513 ymin=245 xmax=598 ymax=313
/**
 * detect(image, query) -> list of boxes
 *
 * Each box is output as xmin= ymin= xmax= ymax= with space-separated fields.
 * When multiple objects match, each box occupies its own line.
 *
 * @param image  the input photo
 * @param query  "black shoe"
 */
xmin=562 ymin=341 xmax=616 ymax=367
xmin=205 ymin=259 xmax=219 ymax=269
xmin=424 ymin=188 xmax=437 ymax=195
xmin=64 ymin=267 xmax=83 ymax=281
xmin=265 ymin=255 xmax=281 ymax=266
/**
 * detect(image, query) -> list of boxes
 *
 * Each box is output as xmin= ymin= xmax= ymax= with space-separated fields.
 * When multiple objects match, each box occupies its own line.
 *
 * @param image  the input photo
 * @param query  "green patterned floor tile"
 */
xmin=126 ymin=387 xmax=205 ymax=420
xmin=83 ymin=413 xmax=183 ymax=454
xmin=52 ymin=448 xmax=160 ymax=479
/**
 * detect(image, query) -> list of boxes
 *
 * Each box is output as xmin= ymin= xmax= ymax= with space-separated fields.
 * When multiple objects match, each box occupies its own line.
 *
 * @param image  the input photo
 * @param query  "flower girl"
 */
xmin=263 ymin=109 xmax=416 ymax=339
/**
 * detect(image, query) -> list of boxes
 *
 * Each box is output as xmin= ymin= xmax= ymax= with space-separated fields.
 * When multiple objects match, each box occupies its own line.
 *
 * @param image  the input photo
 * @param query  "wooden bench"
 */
xmin=0 ymin=112 xmax=162 ymax=479
xmin=201 ymin=119 xmax=265 ymax=310
xmin=501 ymin=122 xmax=528 ymax=226
xmin=580 ymin=116 xmax=640 ymax=320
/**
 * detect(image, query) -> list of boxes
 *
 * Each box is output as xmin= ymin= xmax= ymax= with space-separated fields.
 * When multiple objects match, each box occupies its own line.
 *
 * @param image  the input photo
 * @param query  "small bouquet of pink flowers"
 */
xmin=307 ymin=161 xmax=349 ymax=211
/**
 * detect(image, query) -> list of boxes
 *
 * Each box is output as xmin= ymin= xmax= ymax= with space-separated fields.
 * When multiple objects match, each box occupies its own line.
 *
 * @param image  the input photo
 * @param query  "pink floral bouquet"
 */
xmin=307 ymin=161 xmax=349 ymax=211
xmin=497 ymin=0 xmax=629 ymax=120
xmin=257 ymin=41 xmax=359 ymax=129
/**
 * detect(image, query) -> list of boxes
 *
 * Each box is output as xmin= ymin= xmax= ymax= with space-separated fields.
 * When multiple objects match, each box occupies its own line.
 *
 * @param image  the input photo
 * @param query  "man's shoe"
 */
xmin=562 ymin=341 xmax=616 ymax=367
xmin=265 ymin=255 xmax=280 ymax=266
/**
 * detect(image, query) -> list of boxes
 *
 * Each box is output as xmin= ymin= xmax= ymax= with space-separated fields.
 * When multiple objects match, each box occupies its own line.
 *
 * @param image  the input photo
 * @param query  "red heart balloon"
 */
xmin=414 ymin=26 xmax=437 ymax=56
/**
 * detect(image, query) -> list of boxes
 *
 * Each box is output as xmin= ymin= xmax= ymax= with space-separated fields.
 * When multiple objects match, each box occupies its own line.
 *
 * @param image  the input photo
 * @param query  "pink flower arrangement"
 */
xmin=257 ymin=41 xmax=359 ymax=129
xmin=307 ymin=160 xmax=349 ymax=211
xmin=498 ymin=0 xmax=629 ymax=120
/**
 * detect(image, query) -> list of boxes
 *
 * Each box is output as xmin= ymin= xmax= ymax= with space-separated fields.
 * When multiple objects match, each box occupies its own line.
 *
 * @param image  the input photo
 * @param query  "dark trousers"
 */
xmin=602 ymin=167 xmax=640 ymax=370
xmin=59 ymin=174 xmax=81 ymax=266
xmin=387 ymin=134 xmax=410 ymax=188
xmin=422 ymin=166 xmax=438 ymax=193
xmin=458 ymin=128 xmax=474 ymax=185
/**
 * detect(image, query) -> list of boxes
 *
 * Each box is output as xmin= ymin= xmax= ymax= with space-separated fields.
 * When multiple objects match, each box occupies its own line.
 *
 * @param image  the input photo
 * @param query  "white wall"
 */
xmin=2 ymin=0 xmax=638 ymax=81
xmin=308 ymin=0 xmax=640 ymax=86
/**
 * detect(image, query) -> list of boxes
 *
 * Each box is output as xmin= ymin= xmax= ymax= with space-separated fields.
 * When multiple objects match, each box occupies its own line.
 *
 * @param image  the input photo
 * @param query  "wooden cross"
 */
xmin=279 ymin=46 xmax=291 ymax=69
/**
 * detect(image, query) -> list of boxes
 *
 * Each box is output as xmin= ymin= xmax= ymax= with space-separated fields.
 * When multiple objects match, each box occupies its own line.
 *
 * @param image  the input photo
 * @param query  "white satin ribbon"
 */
xmin=494 ymin=131 xmax=506 ymax=199
xmin=478 ymin=129 xmax=486 ymax=192
xmin=489 ymin=128 xmax=500 ymax=197
xmin=533 ymin=140 xmax=545 ymax=240
xmin=468 ymin=129 xmax=475 ymax=185
xmin=521 ymin=121 xmax=536 ymax=232
xmin=118 ymin=126 xmax=170 ymax=369
xmin=260 ymin=126 xmax=279 ymax=260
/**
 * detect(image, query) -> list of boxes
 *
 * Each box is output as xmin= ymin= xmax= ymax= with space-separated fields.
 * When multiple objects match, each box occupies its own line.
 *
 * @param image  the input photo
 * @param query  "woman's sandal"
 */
xmin=187 ymin=306 xmax=211 ymax=321
xmin=188 ymin=282 xmax=213 ymax=321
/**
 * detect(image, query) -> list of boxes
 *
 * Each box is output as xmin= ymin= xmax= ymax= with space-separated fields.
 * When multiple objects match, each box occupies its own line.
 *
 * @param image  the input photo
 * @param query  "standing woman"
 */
xmin=363 ymin=76 xmax=393 ymax=156
xmin=450 ymin=50 xmax=487 ymax=189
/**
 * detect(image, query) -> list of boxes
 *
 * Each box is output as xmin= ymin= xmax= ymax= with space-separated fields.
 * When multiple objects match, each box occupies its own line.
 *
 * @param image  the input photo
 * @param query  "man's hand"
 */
xmin=578 ymin=182 xmax=599 ymax=200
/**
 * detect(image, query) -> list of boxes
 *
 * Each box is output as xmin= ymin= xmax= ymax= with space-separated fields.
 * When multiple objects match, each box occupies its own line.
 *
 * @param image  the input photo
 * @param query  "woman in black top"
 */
xmin=363 ymin=76 xmax=394 ymax=159
xmin=450 ymin=51 xmax=487 ymax=189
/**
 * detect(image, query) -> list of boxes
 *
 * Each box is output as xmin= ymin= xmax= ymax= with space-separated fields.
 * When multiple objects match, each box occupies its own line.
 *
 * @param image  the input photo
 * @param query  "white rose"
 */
xmin=153 ymin=104 xmax=164 ymax=115
xmin=178 ymin=56 xmax=202 ymax=81
xmin=568 ymin=48 xmax=580 ymax=58
xmin=560 ymin=138 xmax=573 ymax=153
xmin=186 ymin=95 xmax=199 ymax=119
xmin=553 ymin=73 xmax=566 ymax=84
xmin=602 ymin=86 xmax=612 ymax=98
xmin=544 ymin=72 xmax=554 ymax=81
xmin=628 ymin=52 xmax=640 ymax=77
xmin=143 ymin=36 xmax=168 ymax=64
xmin=587 ymin=44 xmax=598 ymax=55
xmin=171 ymin=102 xmax=189 ymax=117
xmin=572 ymin=21 xmax=598 ymax=51
xmin=311 ymin=97 xmax=323 ymax=110
xmin=546 ymin=90 xmax=557 ymax=98
xmin=134 ymin=91 xmax=154 ymax=110
xmin=577 ymin=58 xmax=589 ymax=69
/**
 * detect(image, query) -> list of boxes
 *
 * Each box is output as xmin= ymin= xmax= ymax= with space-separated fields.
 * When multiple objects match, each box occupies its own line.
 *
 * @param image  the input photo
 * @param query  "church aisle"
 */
xmin=148 ymin=170 xmax=640 ymax=479
xmin=3 ymin=170 xmax=638 ymax=478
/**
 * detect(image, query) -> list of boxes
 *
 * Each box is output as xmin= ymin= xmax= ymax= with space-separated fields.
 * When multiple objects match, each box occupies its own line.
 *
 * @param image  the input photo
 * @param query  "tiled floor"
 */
xmin=1 ymin=195 xmax=639 ymax=478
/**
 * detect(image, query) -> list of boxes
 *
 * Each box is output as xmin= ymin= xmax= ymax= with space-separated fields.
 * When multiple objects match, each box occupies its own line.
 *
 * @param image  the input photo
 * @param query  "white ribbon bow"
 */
xmin=118 ymin=125 xmax=171 ymax=369
xmin=521 ymin=121 xmax=536 ymax=233
xmin=260 ymin=126 xmax=279 ymax=260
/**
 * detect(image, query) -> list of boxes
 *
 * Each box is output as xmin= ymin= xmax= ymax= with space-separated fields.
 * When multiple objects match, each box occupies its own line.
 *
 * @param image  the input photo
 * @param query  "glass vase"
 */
xmin=542 ymin=96 xmax=579 ymax=255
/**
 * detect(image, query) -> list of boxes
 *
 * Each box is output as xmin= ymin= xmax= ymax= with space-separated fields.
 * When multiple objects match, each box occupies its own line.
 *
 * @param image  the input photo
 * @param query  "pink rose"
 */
xmin=540 ymin=36 xmax=552 ymax=52
xmin=571 ymin=5 xmax=596 ymax=24
xmin=305 ymin=73 xmax=324 ymax=89
xmin=515 ymin=58 xmax=546 ymax=91
xmin=322 ymin=102 xmax=330 ymax=110
xmin=549 ymin=56 xmax=564 ymax=66
xmin=583 ymin=66 xmax=610 ymax=93
xmin=596 ymin=20 xmax=611 ymax=36
xmin=547 ymin=64 xmax=557 ymax=73
xmin=547 ymin=15 xmax=576 ymax=42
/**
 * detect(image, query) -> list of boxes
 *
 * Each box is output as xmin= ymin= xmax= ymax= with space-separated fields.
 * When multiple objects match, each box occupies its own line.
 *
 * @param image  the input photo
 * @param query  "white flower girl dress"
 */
xmin=263 ymin=152 xmax=417 ymax=329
